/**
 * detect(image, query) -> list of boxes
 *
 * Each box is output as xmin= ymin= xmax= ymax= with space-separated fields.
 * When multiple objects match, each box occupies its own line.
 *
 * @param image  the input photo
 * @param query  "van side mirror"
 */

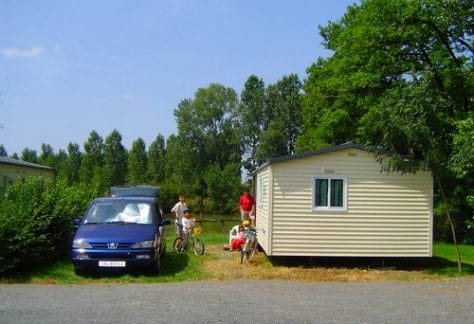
xmin=160 ymin=219 xmax=171 ymax=226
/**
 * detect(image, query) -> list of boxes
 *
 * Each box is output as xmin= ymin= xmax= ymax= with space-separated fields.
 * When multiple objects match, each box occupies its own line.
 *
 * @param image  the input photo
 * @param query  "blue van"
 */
xmin=71 ymin=186 xmax=170 ymax=275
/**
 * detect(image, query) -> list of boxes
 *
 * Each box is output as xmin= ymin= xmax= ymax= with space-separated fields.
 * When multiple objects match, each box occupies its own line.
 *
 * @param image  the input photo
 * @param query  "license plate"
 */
xmin=98 ymin=261 xmax=126 ymax=267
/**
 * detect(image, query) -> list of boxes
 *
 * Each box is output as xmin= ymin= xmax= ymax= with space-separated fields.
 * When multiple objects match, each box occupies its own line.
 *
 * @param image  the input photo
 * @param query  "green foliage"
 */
xmin=203 ymin=163 xmax=241 ymax=214
xmin=239 ymin=75 xmax=266 ymax=174
xmin=103 ymin=129 xmax=128 ymax=189
xmin=80 ymin=130 xmax=106 ymax=194
xmin=0 ymin=145 xmax=7 ymax=157
xmin=173 ymin=83 xmax=241 ymax=210
xmin=299 ymin=0 xmax=474 ymax=241
xmin=20 ymin=148 xmax=37 ymax=163
xmin=127 ymin=138 xmax=148 ymax=184
xmin=0 ymin=178 xmax=94 ymax=275
xmin=38 ymin=143 xmax=55 ymax=168
xmin=65 ymin=143 xmax=82 ymax=185
xmin=452 ymin=115 xmax=474 ymax=221
xmin=255 ymin=119 xmax=288 ymax=161
xmin=147 ymin=135 xmax=166 ymax=184
xmin=260 ymin=74 xmax=303 ymax=157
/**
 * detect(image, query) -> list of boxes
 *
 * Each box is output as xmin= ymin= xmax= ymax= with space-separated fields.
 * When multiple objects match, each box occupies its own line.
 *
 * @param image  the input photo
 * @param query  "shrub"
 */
xmin=0 ymin=178 xmax=95 ymax=275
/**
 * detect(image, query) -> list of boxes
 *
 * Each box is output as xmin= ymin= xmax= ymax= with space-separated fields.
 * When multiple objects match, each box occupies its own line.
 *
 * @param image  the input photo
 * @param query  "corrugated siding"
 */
xmin=267 ymin=148 xmax=432 ymax=257
xmin=255 ymin=165 xmax=271 ymax=253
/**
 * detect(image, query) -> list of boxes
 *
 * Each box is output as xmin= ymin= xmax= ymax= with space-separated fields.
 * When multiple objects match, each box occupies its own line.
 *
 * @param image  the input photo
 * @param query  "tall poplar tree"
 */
xmin=38 ymin=144 xmax=55 ymax=168
xmin=66 ymin=143 xmax=82 ymax=185
xmin=0 ymin=145 xmax=7 ymax=157
xmin=80 ymin=130 xmax=104 ymax=186
xmin=103 ymin=129 xmax=128 ymax=189
xmin=239 ymin=75 xmax=265 ymax=174
xmin=257 ymin=74 xmax=303 ymax=160
xmin=147 ymin=134 xmax=166 ymax=184
xmin=127 ymin=137 xmax=148 ymax=184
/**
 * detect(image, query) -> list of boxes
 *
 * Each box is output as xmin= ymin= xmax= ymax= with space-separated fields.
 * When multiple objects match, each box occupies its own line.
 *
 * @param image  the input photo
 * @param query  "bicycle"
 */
xmin=173 ymin=226 xmax=205 ymax=255
xmin=240 ymin=227 xmax=258 ymax=264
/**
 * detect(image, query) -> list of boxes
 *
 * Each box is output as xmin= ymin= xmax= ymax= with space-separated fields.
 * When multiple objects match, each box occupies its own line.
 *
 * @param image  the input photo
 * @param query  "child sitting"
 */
xmin=229 ymin=220 xmax=251 ymax=251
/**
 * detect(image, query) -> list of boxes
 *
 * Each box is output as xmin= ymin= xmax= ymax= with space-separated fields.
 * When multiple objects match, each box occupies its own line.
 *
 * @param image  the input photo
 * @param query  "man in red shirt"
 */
xmin=239 ymin=189 xmax=255 ymax=224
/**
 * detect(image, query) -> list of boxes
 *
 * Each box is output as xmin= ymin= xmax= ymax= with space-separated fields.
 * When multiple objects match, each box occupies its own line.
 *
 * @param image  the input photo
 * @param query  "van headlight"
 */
xmin=73 ymin=239 xmax=92 ymax=249
xmin=131 ymin=240 xmax=154 ymax=248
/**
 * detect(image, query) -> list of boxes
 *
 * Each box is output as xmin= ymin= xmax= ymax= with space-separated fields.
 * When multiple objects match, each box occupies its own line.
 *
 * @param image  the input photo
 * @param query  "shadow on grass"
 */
xmin=76 ymin=252 xmax=191 ymax=279
xmin=0 ymin=252 xmax=191 ymax=283
xmin=268 ymin=256 xmax=474 ymax=276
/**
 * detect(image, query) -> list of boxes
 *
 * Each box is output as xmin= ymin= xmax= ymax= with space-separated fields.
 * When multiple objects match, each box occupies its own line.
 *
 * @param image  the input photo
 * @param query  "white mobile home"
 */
xmin=254 ymin=142 xmax=433 ymax=257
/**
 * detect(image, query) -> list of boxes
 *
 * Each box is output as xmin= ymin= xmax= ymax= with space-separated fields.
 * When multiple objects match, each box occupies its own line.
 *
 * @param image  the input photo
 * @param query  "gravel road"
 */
xmin=1 ymin=278 xmax=473 ymax=323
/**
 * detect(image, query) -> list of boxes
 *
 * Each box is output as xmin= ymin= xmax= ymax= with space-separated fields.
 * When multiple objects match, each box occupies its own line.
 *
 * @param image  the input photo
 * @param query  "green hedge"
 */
xmin=0 ymin=178 xmax=94 ymax=275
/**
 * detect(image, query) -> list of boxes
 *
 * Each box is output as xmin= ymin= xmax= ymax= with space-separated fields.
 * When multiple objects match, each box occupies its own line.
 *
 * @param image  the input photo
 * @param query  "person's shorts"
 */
xmin=175 ymin=222 xmax=183 ymax=234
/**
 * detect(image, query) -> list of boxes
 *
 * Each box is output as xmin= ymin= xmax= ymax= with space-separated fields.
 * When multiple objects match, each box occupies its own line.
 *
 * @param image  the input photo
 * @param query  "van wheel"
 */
xmin=152 ymin=255 xmax=161 ymax=274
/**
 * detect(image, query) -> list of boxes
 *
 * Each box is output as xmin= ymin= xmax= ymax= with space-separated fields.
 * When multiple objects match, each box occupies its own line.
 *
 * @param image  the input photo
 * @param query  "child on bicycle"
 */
xmin=181 ymin=208 xmax=194 ymax=247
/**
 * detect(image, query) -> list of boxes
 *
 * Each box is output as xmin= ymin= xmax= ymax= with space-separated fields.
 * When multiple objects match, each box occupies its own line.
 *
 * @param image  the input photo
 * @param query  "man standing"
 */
xmin=238 ymin=189 xmax=255 ymax=224
xmin=171 ymin=194 xmax=187 ymax=236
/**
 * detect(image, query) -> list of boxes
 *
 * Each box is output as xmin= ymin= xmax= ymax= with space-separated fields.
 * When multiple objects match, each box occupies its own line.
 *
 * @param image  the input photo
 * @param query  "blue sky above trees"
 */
xmin=0 ymin=0 xmax=356 ymax=155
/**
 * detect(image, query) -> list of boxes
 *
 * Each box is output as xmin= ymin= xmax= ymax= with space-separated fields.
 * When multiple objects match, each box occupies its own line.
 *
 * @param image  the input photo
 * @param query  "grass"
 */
xmin=1 ymin=223 xmax=473 ymax=284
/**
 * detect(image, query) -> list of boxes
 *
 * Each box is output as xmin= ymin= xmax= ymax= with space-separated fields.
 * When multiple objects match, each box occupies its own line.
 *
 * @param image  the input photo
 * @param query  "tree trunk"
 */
xmin=436 ymin=177 xmax=462 ymax=273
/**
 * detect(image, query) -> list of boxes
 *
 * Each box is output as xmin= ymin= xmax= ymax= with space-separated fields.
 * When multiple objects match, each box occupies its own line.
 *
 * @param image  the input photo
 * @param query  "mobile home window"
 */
xmin=312 ymin=176 xmax=347 ymax=211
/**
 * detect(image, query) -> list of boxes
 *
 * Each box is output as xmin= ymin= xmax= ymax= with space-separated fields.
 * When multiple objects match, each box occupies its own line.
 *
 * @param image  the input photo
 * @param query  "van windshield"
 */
xmin=84 ymin=200 xmax=154 ymax=225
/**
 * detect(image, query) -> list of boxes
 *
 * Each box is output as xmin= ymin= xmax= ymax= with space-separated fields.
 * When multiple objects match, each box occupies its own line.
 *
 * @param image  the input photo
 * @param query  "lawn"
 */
xmin=2 ymin=222 xmax=473 ymax=284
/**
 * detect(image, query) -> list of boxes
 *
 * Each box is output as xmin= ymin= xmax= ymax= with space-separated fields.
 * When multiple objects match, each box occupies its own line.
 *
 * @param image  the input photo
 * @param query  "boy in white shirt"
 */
xmin=171 ymin=194 xmax=187 ymax=236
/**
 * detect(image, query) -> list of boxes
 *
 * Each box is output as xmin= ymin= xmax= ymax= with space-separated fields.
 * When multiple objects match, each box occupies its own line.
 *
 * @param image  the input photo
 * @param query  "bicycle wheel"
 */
xmin=193 ymin=237 xmax=205 ymax=255
xmin=248 ymin=239 xmax=258 ymax=260
xmin=240 ymin=240 xmax=250 ymax=264
xmin=240 ymin=239 xmax=257 ymax=264
xmin=173 ymin=237 xmax=185 ymax=253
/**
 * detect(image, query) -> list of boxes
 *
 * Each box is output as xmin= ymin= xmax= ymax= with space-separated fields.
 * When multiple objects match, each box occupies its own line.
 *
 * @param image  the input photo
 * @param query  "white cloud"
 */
xmin=2 ymin=46 xmax=43 ymax=58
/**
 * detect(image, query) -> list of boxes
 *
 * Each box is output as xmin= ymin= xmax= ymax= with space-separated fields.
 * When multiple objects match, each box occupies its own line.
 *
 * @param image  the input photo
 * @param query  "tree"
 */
xmin=275 ymin=74 xmax=303 ymax=155
xmin=54 ymin=149 xmax=68 ymax=180
xmin=103 ymin=129 xmax=128 ymax=189
xmin=204 ymin=163 xmax=242 ymax=213
xmin=258 ymin=74 xmax=303 ymax=159
xmin=38 ymin=144 xmax=55 ymax=168
xmin=255 ymin=119 xmax=288 ymax=163
xmin=300 ymin=0 xmax=473 ymax=271
xmin=21 ymin=148 xmax=37 ymax=163
xmin=147 ymin=135 xmax=166 ymax=184
xmin=66 ymin=143 xmax=82 ymax=185
xmin=174 ymin=84 xmax=241 ymax=210
xmin=80 ymin=130 xmax=104 ymax=192
xmin=127 ymin=138 xmax=148 ymax=184
xmin=162 ymin=134 xmax=198 ymax=205
xmin=239 ymin=75 xmax=266 ymax=175
xmin=0 ymin=145 xmax=7 ymax=157
xmin=452 ymin=114 xmax=474 ymax=241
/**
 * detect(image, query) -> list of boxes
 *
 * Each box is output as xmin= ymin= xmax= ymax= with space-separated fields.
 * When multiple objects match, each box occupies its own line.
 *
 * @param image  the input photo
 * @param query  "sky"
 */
xmin=1 ymin=0 xmax=357 ymax=156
